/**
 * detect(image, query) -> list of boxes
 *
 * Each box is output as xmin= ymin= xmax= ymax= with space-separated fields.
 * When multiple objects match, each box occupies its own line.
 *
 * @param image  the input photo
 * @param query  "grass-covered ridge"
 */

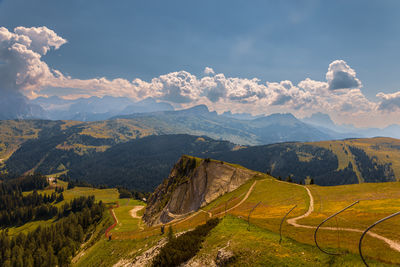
xmin=192 ymin=215 xmax=391 ymax=266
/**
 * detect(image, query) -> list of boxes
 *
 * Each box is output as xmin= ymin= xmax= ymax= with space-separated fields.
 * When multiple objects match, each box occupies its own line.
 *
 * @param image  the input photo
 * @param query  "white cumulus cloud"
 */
xmin=0 ymin=26 xmax=66 ymax=92
xmin=377 ymin=91 xmax=400 ymax=111
xmin=326 ymin=60 xmax=362 ymax=90
xmin=204 ymin=67 xmax=215 ymax=75
xmin=1 ymin=26 xmax=400 ymax=126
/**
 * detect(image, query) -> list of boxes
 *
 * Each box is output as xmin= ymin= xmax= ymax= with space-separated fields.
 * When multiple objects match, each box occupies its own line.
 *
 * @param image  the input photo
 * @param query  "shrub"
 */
xmin=152 ymin=218 xmax=220 ymax=267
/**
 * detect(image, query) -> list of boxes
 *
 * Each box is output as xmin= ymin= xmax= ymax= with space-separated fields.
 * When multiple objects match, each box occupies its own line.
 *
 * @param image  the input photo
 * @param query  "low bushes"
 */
xmin=152 ymin=218 xmax=220 ymax=266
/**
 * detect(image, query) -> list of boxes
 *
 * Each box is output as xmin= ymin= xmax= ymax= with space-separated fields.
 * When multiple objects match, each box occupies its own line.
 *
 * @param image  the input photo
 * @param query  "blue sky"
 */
xmin=0 ymin=0 xmax=400 ymax=126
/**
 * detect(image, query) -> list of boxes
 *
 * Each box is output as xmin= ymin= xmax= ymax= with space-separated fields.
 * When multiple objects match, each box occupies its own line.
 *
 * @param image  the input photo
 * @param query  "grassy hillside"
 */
xmin=211 ymin=137 xmax=400 ymax=186
xmin=2 ymin=116 xmax=400 ymax=190
xmin=313 ymin=137 xmax=400 ymax=182
xmin=70 ymin=160 xmax=400 ymax=266
xmin=0 ymin=107 xmax=330 ymax=164
xmin=190 ymin=215 xmax=389 ymax=266
xmin=10 ymin=185 xmax=120 ymax=237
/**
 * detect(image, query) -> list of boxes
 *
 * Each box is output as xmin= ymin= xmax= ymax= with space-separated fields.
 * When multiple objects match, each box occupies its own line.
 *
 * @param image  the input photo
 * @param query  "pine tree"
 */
xmin=167 ymin=226 xmax=174 ymax=241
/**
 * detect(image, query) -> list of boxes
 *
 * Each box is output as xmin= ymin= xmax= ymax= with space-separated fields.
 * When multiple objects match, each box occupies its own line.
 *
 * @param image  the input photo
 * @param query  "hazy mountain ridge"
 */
xmin=114 ymin=104 xmax=337 ymax=145
xmin=0 ymin=104 xmax=340 ymax=161
xmin=4 ymin=94 xmax=400 ymax=140
xmin=31 ymin=96 xmax=174 ymax=121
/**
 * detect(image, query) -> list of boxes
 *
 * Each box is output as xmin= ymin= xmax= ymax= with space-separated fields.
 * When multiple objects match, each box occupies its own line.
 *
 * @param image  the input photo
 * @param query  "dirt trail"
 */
xmin=287 ymin=185 xmax=400 ymax=252
xmin=130 ymin=206 xmax=144 ymax=219
xmin=174 ymin=180 xmax=257 ymax=225
xmin=213 ymin=180 xmax=257 ymax=217
xmin=152 ymin=180 xmax=258 ymax=228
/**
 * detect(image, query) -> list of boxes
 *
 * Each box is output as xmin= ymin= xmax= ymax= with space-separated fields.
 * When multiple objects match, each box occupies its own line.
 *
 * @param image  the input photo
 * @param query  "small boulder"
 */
xmin=215 ymin=247 xmax=235 ymax=266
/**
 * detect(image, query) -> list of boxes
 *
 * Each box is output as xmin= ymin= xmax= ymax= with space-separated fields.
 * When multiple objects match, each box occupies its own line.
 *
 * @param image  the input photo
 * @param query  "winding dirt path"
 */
xmin=287 ymin=186 xmax=400 ymax=252
xmin=213 ymin=180 xmax=258 ymax=217
xmin=130 ymin=206 xmax=144 ymax=219
xmin=153 ymin=180 xmax=258 ymax=228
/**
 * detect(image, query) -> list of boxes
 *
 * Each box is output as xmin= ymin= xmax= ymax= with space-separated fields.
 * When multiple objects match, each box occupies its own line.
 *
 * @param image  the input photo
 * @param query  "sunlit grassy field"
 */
xmin=193 ymin=215 xmax=391 ymax=267
xmin=73 ymin=235 xmax=162 ymax=267
xmin=224 ymin=179 xmax=400 ymax=265
xmin=112 ymin=199 xmax=145 ymax=233
xmin=16 ymin=163 xmax=398 ymax=266
xmin=109 ymin=175 xmax=400 ymax=265
xmin=63 ymin=187 xmax=119 ymax=204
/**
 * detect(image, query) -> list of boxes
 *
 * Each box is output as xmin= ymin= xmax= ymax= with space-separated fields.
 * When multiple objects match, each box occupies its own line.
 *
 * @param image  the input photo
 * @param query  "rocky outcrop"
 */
xmin=143 ymin=156 xmax=256 ymax=226
xmin=215 ymin=247 xmax=235 ymax=266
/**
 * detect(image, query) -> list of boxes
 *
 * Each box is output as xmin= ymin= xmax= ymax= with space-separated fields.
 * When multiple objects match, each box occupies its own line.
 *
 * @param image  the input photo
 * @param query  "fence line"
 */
xmin=314 ymin=200 xmax=359 ymax=255
xmin=359 ymin=210 xmax=400 ymax=267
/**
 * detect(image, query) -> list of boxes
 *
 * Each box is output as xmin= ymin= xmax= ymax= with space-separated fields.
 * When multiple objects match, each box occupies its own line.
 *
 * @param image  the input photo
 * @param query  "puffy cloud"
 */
xmin=377 ymin=91 xmax=400 ymax=111
xmin=0 ymin=26 xmax=66 ymax=92
xmin=204 ymin=67 xmax=215 ymax=75
xmin=1 ymin=26 xmax=399 ymax=126
xmin=14 ymin=26 xmax=67 ymax=55
xmin=326 ymin=60 xmax=362 ymax=90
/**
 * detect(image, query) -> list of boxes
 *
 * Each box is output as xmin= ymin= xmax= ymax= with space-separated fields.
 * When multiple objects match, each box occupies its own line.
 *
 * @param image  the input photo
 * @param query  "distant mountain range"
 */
xmin=0 ymin=94 xmax=396 ymax=140
xmin=30 ymin=96 xmax=174 ymax=121
xmin=302 ymin=112 xmax=400 ymax=139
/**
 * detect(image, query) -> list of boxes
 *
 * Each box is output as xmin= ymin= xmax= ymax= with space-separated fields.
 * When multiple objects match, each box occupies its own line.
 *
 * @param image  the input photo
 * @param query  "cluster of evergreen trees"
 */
xmin=0 ymin=175 xmax=58 ymax=227
xmin=0 ymin=174 xmax=48 ymax=193
xmin=348 ymin=146 xmax=396 ymax=182
xmin=0 ymin=174 xmax=107 ymax=266
xmin=152 ymin=218 xmax=220 ymax=266
xmin=58 ymin=174 xmax=108 ymax=190
xmin=117 ymin=187 xmax=150 ymax=201
xmin=0 ymin=196 xmax=105 ymax=266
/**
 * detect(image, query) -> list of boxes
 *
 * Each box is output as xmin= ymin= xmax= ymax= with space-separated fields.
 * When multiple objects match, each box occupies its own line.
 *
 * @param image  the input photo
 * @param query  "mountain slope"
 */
xmin=0 ymin=105 xmax=334 ymax=161
xmin=143 ymin=155 xmax=256 ymax=225
xmin=67 ymin=135 xmax=235 ymax=191
xmin=209 ymin=137 xmax=400 ymax=186
xmin=115 ymin=105 xmax=337 ymax=145
xmin=95 ymin=158 xmax=400 ymax=266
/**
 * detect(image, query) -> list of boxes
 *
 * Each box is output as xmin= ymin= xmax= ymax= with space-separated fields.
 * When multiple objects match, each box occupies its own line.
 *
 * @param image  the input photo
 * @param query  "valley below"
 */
xmin=2 ymin=156 xmax=399 ymax=266
xmin=1 ymin=118 xmax=400 ymax=266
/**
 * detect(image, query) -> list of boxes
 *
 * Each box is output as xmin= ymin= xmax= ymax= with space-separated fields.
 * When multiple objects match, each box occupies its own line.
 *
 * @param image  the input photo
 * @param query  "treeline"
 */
xmin=0 ymin=191 xmax=99 ymax=228
xmin=0 ymin=174 xmax=57 ymax=227
xmin=152 ymin=218 xmax=220 ymax=267
xmin=58 ymin=196 xmax=97 ymax=219
xmin=0 ymin=191 xmax=59 ymax=227
xmin=348 ymin=146 xmax=396 ymax=182
xmin=58 ymin=175 xmax=108 ymax=190
xmin=0 ymin=196 xmax=105 ymax=266
xmin=0 ymin=174 xmax=48 ymax=194
xmin=117 ymin=187 xmax=150 ymax=201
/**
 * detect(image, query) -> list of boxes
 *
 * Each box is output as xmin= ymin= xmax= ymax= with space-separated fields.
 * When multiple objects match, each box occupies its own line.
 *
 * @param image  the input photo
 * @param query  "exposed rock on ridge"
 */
xmin=143 ymin=156 xmax=256 ymax=226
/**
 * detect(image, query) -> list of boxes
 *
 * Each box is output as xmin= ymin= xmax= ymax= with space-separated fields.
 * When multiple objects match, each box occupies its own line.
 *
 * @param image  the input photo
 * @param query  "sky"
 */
xmin=0 ymin=0 xmax=400 ymax=127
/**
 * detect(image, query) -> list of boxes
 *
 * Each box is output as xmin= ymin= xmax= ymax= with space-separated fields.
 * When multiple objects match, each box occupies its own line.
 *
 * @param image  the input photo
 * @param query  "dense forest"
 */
xmin=209 ymin=143 xmax=360 ymax=185
xmin=0 ymin=174 xmax=58 ymax=227
xmin=5 ymin=134 xmax=234 ymax=191
xmin=0 ymin=175 xmax=107 ymax=266
xmin=66 ymin=135 xmax=234 ymax=191
xmin=4 ymin=133 xmax=399 ymax=190
xmin=348 ymin=146 xmax=396 ymax=182
xmin=0 ymin=197 xmax=105 ymax=266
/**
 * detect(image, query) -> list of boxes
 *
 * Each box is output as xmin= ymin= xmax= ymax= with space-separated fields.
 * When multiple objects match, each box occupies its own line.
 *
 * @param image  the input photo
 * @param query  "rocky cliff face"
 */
xmin=143 ymin=155 xmax=256 ymax=226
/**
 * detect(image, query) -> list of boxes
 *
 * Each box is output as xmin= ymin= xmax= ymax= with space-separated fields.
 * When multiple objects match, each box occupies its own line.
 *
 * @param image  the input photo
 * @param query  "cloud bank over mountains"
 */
xmin=1 ymin=26 xmax=399 ymax=126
